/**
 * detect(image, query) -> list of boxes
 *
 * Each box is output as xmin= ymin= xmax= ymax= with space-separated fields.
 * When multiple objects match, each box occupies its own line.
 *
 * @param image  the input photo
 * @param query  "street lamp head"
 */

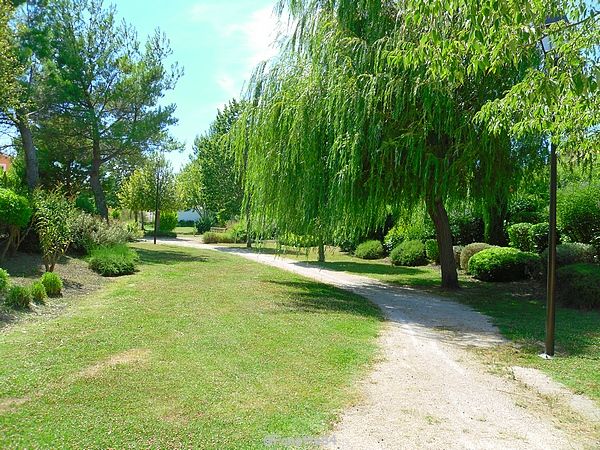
xmin=540 ymin=16 xmax=568 ymax=55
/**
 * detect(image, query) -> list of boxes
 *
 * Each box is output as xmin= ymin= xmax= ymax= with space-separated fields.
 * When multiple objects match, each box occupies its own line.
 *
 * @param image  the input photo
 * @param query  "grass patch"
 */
xmin=88 ymin=244 xmax=140 ymax=277
xmin=0 ymin=244 xmax=381 ymax=448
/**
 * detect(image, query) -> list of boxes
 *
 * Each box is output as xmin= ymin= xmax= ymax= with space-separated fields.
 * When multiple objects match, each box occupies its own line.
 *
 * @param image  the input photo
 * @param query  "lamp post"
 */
xmin=539 ymin=16 xmax=565 ymax=358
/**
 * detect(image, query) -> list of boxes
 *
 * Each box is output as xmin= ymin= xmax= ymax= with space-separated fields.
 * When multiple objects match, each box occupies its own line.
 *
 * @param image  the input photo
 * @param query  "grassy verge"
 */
xmin=232 ymin=242 xmax=600 ymax=404
xmin=0 ymin=244 xmax=381 ymax=448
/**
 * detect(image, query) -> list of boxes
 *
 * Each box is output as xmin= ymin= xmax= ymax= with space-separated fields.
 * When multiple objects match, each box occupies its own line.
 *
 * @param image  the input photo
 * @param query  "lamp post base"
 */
xmin=539 ymin=353 xmax=554 ymax=360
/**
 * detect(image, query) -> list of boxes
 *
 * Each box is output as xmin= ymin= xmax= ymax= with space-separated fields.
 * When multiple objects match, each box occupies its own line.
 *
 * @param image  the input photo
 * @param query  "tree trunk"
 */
xmin=16 ymin=113 xmax=39 ymax=191
xmin=90 ymin=141 xmax=108 ymax=220
xmin=245 ymin=203 xmax=252 ymax=249
xmin=427 ymin=197 xmax=459 ymax=289
xmin=318 ymin=242 xmax=325 ymax=263
xmin=484 ymin=199 xmax=508 ymax=246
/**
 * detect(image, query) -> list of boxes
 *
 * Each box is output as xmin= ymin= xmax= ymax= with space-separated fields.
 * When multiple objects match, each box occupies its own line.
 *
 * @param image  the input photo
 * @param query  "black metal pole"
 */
xmin=545 ymin=139 xmax=558 ymax=356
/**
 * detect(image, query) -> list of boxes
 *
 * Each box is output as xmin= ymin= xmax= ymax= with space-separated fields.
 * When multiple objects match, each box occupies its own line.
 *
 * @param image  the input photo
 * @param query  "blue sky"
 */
xmin=113 ymin=0 xmax=279 ymax=170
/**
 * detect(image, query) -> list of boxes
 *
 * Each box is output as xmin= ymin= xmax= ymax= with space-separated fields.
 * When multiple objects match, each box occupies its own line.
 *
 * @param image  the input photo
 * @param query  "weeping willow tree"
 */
xmin=232 ymin=0 xmax=599 ymax=288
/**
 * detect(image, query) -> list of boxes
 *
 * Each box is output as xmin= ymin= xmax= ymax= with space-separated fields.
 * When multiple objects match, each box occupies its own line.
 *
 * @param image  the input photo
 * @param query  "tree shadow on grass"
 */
xmin=135 ymin=248 xmax=209 ymax=266
xmin=264 ymin=280 xmax=384 ymax=320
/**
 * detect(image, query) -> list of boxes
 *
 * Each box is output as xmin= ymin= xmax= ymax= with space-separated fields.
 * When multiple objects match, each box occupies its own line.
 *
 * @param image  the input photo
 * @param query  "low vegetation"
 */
xmin=354 ymin=240 xmax=385 ymax=260
xmin=0 ymin=244 xmax=381 ymax=447
xmin=557 ymin=264 xmax=600 ymax=310
xmin=41 ymin=272 xmax=62 ymax=297
xmin=88 ymin=245 xmax=140 ymax=277
xmin=390 ymin=240 xmax=428 ymax=267
xmin=468 ymin=247 xmax=540 ymax=282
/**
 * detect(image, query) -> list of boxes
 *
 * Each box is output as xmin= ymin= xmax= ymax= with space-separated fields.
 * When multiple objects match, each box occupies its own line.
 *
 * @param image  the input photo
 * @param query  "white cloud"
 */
xmin=216 ymin=73 xmax=239 ymax=97
xmin=226 ymin=6 xmax=280 ymax=67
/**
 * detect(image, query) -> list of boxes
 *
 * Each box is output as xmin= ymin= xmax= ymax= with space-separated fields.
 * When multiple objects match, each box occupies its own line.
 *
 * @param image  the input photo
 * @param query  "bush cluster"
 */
xmin=70 ymin=211 xmax=137 ymax=254
xmin=468 ymin=247 xmax=540 ymax=282
xmin=159 ymin=212 xmax=178 ymax=232
xmin=384 ymin=220 xmax=435 ymax=252
xmin=203 ymin=231 xmax=236 ymax=244
xmin=541 ymin=243 xmax=596 ymax=269
xmin=460 ymin=243 xmax=492 ymax=272
xmin=507 ymin=223 xmax=533 ymax=252
xmin=355 ymin=240 xmax=384 ymax=260
xmin=1 ymin=271 xmax=59 ymax=309
xmin=557 ymin=263 xmax=600 ymax=310
xmin=425 ymin=239 xmax=440 ymax=264
xmin=390 ymin=240 xmax=427 ymax=266
xmin=30 ymin=281 xmax=47 ymax=305
xmin=88 ymin=245 xmax=140 ymax=277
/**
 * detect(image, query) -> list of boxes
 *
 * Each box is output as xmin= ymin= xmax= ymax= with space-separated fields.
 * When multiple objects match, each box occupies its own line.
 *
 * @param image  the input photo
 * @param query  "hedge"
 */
xmin=468 ymin=247 xmax=540 ymax=282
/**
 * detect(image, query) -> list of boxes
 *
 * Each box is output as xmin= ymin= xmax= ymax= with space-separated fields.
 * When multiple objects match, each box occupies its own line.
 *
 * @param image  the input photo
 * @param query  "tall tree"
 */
xmin=43 ymin=0 xmax=181 ymax=219
xmin=233 ymin=0 xmax=598 ymax=289
xmin=180 ymin=100 xmax=244 ymax=223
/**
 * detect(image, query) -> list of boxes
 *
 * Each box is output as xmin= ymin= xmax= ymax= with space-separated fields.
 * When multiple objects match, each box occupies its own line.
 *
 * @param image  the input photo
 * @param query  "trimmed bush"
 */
xmin=88 ymin=245 xmax=140 ymax=277
xmin=5 ymin=285 xmax=32 ymax=309
xmin=0 ymin=268 xmax=9 ymax=294
xmin=203 ymin=232 xmax=236 ymax=244
xmin=541 ymin=243 xmax=596 ymax=268
xmin=425 ymin=239 xmax=440 ymax=264
xmin=41 ymin=272 xmax=63 ymax=296
xmin=507 ymin=222 xmax=533 ymax=252
xmin=30 ymin=281 xmax=47 ymax=305
xmin=460 ymin=243 xmax=492 ymax=272
xmin=469 ymin=247 xmax=540 ymax=282
xmin=355 ymin=240 xmax=384 ymax=260
xmin=557 ymin=263 xmax=600 ymax=310
xmin=390 ymin=240 xmax=427 ymax=266
xmin=159 ymin=212 xmax=178 ymax=232
xmin=558 ymin=183 xmax=600 ymax=244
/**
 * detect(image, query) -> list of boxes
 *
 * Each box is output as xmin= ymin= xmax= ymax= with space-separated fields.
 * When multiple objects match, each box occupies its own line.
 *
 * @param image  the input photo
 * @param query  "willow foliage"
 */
xmin=232 ymin=0 xmax=598 ymax=287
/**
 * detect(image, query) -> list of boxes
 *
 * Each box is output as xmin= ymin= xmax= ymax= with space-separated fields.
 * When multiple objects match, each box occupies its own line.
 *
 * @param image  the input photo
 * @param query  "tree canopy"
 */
xmin=231 ymin=0 xmax=599 ymax=288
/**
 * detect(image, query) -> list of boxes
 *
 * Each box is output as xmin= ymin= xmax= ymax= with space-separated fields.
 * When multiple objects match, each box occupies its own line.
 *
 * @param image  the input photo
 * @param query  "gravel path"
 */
xmin=151 ymin=238 xmax=599 ymax=449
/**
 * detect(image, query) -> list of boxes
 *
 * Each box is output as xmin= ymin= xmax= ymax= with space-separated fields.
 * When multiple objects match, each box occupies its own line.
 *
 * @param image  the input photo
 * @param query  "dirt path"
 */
xmin=151 ymin=238 xmax=599 ymax=449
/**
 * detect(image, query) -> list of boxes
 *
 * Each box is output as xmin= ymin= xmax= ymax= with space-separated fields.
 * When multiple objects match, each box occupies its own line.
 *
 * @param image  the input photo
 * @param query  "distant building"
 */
xmin=0 ymin=153 xmax=11 ymax=173
xmin=178 ymin=210 xmax=200 ymax=223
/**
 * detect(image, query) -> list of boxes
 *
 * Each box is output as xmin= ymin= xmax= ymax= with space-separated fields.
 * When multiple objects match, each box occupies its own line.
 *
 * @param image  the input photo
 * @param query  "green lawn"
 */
xmin=238 ymin=242 xmax=600 ymax=404
xmin=0 ymin=244 xmax=382 ymax=448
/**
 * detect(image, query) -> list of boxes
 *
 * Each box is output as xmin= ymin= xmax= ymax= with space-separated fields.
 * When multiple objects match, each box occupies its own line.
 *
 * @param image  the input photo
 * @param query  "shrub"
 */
xmin=30 ymin=281 xmax=47 ymax=305
xmin=558 ymin=183 xmax=600 ymax=244
xmin=541 ymin=243 xmax=596 ymax=268
xmin=0 ymin=188 xmax=33 ymax=259
xmin=557 ymin=263 xmax=600 ymax=310
xmin=34 ymin=191 xmax=74 ymax=272
xmin=507 ymin=222 xmax=533 ymax=252
xmin=228 ymin=221 xmax=248 ymax=243
xmin=70 ymin=211 xmax=133 ymax=254
xmin=41 ymin=272 xmax=63 ymax=296
xmin=355 ymin=240 xmax=384 ymax=260
xmin=178 ymin=220 xmax=196 ymax=227
xmin=338 ymin=239 xmax=357 ymax=253
xmin=88 ymin=245 xmax=140 ymax=277
xmin=195 ymin=215 xmax=215 ymax=234
xmin=390 ymin=240 xmax=427 ymax=266
xmin=159 ymin=212 xmax=178 ymax=232
xmin=529 ymin=222 xmax=559 ymax=253
xmin=460 ymin=243 xmax=492 ymax=272
xmin=384 ymin=219 xmax=435 ymax=252
xmin=125 ymin=222 xmax=144 ymax=241
xmin=425 ymin=239 xmax=440 ymax=264
xmin=202 ymin=232 xmax=235 ymax=244
xmin=469 ymin=247 xmax=540 ymax=282
xmin=0 ymin=268 xmax=9 ymax=294
xmin=111 ymin=209 xmax=122 ymax=220
xmin=5 ymin=285 xmax=32 ymax=309
xmin=384 ymin=226 xmax=405 ymax=253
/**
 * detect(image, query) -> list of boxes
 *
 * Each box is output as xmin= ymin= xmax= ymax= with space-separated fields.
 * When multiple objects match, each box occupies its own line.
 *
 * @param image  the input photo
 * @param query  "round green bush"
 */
xmin=0 ymin=268 xmax=10 ymax=294
xmin=159 ymin=212 xmax=178 ymax=232
xmin=5 ymin=285 xmax=32 ymax=309
xmin=507 ymin=222 xmax=533 ymax=252
xmin=557 ymin=263 xmax=600 ymax=310
xmin=354 ymin=240 xmax=384 ymax=260
xmin=558 ymin=183 xmax=600 ymax=244
xmin=0 ymin=187 xmax=33 ymax=229
xmin=30 ymin=281 xmax=47 ymax=305
xmin=541 ymin=243 xmax=596 ymax=268
xmin=460 ymin=243 xmax=492 ymax=272
xmin=390 ymin=240 xmax=427 ymax=266
xmin=41 ymin=272 xmax=63 ymax=296
xmin=425 ymin=239 xmax=440 ymax=264
xmin=529 ymin=222 xmax=549 ymax=253
xmin=468 ymin=247 xmax=540 ymax=282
